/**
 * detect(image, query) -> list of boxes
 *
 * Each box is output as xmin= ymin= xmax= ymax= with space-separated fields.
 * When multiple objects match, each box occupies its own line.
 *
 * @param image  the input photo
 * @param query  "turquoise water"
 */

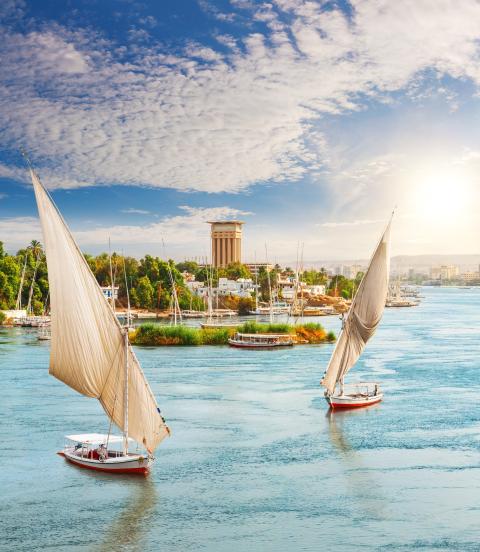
xmin=1 ymin=287 xmax=480 ymax=551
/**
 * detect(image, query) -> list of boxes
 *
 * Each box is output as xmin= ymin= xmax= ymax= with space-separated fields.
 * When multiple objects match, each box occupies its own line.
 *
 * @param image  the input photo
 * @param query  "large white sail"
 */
xmin=31 ymin=170 xmax=169 ymax=452
xmin=321 ymin=219 xmax=392 ymax=394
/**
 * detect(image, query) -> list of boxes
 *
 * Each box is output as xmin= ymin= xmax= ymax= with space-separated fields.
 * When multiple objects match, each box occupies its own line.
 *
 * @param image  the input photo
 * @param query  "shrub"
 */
xmin=0 ymin=311 xmax=6 ymax=325
xmin=132 ymin=323 xmax=202 ymax=346
xmin=327 ymin=331 xmax=336 ymax=342
xmin=200 ymin=328 xmax=232 ymax=345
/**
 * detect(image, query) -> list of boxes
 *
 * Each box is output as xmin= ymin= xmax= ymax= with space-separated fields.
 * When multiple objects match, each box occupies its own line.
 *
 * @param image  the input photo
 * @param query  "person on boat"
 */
xmin=96 ymin=443 xmax=108 ymax=461
xmin=373 ymin=384 xmax=379 ymax=396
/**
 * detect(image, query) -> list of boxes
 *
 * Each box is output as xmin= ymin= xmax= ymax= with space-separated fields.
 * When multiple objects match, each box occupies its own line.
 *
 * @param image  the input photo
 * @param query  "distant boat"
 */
xmin=28 ymin=165 xmax=170 ymax=475
xmin=228 ymin=332 xmax=294 ymax=348
xmin=386 ymin=279 xmax=418 ymax=307
xmin=321 ymin=214 xmax=393 ymax=409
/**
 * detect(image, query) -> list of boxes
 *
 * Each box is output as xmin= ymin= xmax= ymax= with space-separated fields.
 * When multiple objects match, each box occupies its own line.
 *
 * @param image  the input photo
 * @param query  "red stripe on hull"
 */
xmin=60 ymin=453 xmax=149 ymax=475
xmin=329 ymin=398 xmax=382 ymax=410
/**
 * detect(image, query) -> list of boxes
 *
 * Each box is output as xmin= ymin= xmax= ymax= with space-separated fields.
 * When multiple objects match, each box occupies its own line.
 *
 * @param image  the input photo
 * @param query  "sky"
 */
xmin=1 ymin=0 xmax=480 ymax=264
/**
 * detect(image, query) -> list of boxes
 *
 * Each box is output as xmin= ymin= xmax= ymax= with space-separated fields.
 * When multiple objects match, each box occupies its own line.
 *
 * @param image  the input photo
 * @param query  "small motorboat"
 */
xmin=228 ymin=332 xmax=294 ymax=348
xmin=59 ymin=434 xmax=153 ymax=475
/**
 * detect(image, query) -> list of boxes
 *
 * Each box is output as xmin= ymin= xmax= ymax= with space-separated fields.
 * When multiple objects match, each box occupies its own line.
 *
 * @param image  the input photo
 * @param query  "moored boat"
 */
xmin=321 ymin=213 xmax=393 ymax=409
xmin=228 ymin=332 xmax=294 ymax=348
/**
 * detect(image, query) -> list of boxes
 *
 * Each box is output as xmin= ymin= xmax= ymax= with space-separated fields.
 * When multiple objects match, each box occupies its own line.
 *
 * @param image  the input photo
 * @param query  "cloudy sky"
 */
xmin=1 ymin=0 xmax=480 ymax=263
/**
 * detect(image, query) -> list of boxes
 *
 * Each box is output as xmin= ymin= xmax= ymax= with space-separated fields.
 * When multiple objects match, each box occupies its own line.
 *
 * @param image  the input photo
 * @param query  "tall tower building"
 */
xmin=208 ymin=221 xmax=244 ymax=267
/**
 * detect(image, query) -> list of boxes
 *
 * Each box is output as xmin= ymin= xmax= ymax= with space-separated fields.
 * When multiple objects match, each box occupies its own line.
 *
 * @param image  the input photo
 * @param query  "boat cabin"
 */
xmin=228 ymin=332 xmax=294 ymax=348
xmin=63 ymin=433 xmax=134 ymax=460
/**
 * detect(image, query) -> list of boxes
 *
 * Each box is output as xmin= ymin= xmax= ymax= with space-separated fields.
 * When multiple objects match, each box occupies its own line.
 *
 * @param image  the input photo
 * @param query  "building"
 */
xmin=217 ymin=277 xmax=255 ymax=297
xmin=461 ymin=271 xmax=480 ymax=282
xmin=430 ymin=265 xmax=459 ymax=280
xmin=100 ymin=286 xmax=119 ymax=301
xmin=244 ymin=262 xmax=273 ymax=276
xmin=208 ymin=221 xmax=244 ymax=268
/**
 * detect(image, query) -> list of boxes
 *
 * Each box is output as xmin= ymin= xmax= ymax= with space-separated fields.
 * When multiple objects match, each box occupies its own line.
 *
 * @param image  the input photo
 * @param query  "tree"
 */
xmin=135 ymin=276 xmax=154 ymax=309
xmin=224 ymin=262 xmax=252 ymax=280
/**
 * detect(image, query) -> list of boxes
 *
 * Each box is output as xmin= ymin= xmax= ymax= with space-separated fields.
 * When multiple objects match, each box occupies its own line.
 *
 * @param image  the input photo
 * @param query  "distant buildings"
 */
xmin=334 ymin=264 xmax=365 ymax=279
xmin=430 ymin=265 xmax=459 ymax=280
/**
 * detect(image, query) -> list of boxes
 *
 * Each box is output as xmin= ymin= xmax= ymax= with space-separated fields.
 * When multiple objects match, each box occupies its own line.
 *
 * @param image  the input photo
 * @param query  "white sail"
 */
xmin=321 ymin=219 xmax=392 ymax=394
xmin=31 ymin=169 xmax=169 ymax=452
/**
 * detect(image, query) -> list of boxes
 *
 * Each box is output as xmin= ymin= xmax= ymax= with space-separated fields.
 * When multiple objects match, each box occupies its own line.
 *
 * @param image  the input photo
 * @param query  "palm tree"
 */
xmin=28 ymin=240 xmax=43 ymax=259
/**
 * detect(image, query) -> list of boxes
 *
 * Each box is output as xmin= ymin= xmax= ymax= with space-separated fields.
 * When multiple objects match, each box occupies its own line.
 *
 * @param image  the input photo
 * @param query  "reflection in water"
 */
xmin=327 ymin=407 xmax=386 ymax=520
xmin=96 ymin=477 xmax=157 ymax=552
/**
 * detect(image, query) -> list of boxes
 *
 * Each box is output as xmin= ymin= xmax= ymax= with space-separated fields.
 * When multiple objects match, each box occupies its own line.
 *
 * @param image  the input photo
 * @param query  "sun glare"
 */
xmin=414 ymin=168 xmax=472 ymax=223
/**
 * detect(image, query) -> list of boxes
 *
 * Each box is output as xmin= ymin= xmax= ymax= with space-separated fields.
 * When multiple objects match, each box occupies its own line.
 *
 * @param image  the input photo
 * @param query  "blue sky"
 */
xmin=2 ymin=0 xmax=480 ymax=263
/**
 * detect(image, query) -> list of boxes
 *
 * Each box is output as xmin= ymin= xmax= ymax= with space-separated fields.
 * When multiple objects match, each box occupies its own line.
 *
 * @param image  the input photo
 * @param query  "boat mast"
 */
xmin=265 ymin=244 xmax=273 ymax=323
xmin=122 ymin=254 xmax=131 ymax=328
xmin=254 ymin=251 xmax=259 ymax=312
xmin=109 ymin=238 xmax=116 ymax=313
xmin=15 ymin=254 xmax=28 ymax=310
xmin=123 ymin=330 xmax=129 ymax=455
xmin=26 ymin=252 xmax=40 ymax=315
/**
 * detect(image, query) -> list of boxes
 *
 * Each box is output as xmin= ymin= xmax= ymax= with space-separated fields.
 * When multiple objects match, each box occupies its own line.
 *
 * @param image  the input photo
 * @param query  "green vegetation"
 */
xmin=0 ymin=241 xmax=205 ymax=314
xmin=130 ymin=322 xmax=335 ymax=346
xmin=327 ymin=273 xmax=364 ymax=300
xmin=0 ymin=311 xmax=6 ymax=325
xmin=237 ymin=321 xmax=293 ymax=334
xmin=132 ymin=324 xmax=202 ymax=346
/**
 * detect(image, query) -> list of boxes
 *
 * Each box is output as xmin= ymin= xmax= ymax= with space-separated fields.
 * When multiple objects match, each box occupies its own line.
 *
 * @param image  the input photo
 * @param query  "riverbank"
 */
xmin=130 ymin=321 xmax=336 ymax=346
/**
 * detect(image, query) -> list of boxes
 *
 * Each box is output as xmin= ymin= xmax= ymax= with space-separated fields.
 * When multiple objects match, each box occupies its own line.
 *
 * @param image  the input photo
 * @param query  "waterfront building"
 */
xmin=100 ymin=286 xmax=119 ymax=300
xmin=208 ymin=221 xmax=244 ymax=268
xmin=461 ymin=271 xmax=480 ymax=282
xmin=430 ymin=265 xmax=459 ymax=280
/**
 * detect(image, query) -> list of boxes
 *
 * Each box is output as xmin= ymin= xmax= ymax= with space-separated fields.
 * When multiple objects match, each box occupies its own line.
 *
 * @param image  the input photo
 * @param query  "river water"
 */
xmin=1 ymin=287 xmax=480 ymax=551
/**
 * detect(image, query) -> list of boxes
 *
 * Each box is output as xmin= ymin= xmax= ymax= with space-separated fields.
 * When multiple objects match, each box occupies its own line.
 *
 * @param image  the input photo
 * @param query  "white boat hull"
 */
xmin=59 ymin=449 xmax=153 ymax=475
xmin=325 ymin=392 xmax=383 ymax=409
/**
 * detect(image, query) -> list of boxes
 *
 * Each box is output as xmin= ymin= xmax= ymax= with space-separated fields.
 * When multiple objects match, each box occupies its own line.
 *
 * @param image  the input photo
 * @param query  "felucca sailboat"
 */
xmin=321 ymin=214 xmax=392 ymax=409
xmin=29 ymin=166 xmax=170 ymax=474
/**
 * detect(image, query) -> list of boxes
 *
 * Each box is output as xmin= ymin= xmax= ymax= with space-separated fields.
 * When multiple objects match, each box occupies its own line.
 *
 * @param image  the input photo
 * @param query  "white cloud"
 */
xmin=1 ymin=206 xmax=252 ymax=256
xmin=0 ymin=216 xmax=42 ymax=248
xmin=2 ymin=1 xmax=480 ymax=195
xmin=318 ymin=219 xmax=384 ymax=228
xmin=120 ymin=208 xmax=152 ymax=215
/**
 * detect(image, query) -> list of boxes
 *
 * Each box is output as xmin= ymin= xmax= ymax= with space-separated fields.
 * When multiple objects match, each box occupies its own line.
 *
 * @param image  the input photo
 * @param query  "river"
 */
xmin=1 ymin=287 xmax=479 ymax=551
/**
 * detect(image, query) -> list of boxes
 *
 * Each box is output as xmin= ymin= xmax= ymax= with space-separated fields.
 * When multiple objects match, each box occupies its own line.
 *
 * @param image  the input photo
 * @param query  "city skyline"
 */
xmin=2 ymin=1 xmax=480 ymax=261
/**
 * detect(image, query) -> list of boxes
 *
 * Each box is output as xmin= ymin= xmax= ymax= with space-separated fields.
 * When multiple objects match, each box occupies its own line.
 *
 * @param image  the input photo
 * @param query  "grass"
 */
xmin=130 ymin=321 xmax=336 ymax=346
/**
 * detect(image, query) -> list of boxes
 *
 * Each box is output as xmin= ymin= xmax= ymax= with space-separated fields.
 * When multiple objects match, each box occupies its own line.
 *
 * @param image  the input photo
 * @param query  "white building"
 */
xmin=100 ymin=286 xmax=119 ymax=300
xmin=217 ymin=277 xmax=255 ymax=297
xmin=186 ymin=280 xmax=206 ymax=296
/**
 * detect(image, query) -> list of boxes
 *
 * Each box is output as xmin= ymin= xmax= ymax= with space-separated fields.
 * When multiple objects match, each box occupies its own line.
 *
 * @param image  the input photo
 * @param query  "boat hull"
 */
xmin=326 ymin=393 xmax=383 ymax=409
xmin=58 ymin=451 xmax=153 ymax=475
xmin=228 ymin=340 xmax=293 ymax=348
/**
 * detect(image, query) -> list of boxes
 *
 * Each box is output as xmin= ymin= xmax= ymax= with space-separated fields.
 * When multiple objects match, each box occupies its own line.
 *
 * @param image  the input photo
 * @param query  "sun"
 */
xmin=414 ymin=167 xmax=472 ymax=223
